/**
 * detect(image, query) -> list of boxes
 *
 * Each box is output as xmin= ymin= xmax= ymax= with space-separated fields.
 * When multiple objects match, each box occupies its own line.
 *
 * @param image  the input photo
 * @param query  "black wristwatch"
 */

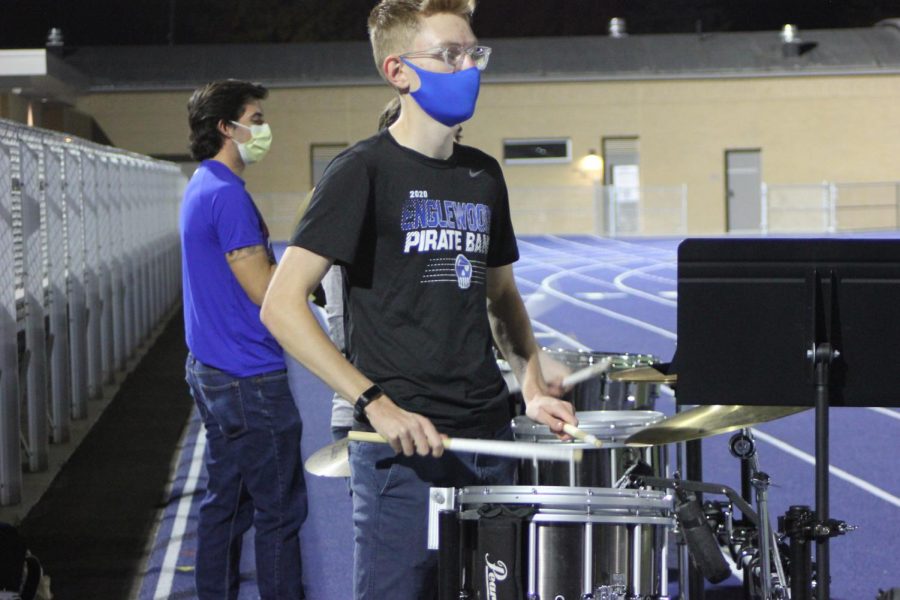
xmin=354 ymin=384 xmax=385 ymax=425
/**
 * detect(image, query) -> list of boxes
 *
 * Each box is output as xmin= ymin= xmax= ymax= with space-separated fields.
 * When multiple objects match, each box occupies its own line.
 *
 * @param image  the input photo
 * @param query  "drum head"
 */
xmin=512 ymin=410 xmax=665 ymax=443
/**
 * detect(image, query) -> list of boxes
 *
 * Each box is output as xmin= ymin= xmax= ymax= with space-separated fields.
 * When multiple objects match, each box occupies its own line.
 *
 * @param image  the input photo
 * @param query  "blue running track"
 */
xmin=139 ymin=235 xmax=900 ymax=600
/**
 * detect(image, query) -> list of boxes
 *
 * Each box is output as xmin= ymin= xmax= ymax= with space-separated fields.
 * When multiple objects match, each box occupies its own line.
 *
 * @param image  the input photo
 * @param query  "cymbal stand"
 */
xmin=730 ymin=430 xmax=788 ymax=600
xmin=674 ymin=403 xmax=704 ymax=600
xmin=675 ymin=438 xmax=692 ymax=600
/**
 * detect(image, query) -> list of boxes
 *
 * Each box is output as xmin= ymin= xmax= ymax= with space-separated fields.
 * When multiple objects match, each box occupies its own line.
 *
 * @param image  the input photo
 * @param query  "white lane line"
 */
xmin=517 ymin=260 xmax=678 ymax=340
xmin=753 ymin=429 xmax=900 ymax=509
xmin=154 ymin=431 xmax=207 ymax=599
xmin=868 ymin=406 xmax=900 ymax=422
xmin=660 ymin=386 xmax=900 ymax=506
xmin=613 ymin=264 xmax=678 ymax=307
xmin=531 ymin=319 xmax=592 ymax=351
xmin=544 ymin=234 xmax=679 ymax=264
xmin=576 ymin=291 xmax=628 ymax=300
xmin=518 ymin=238 xmax=651 ymax=267
xmin=518 ymin=241 xmax=679 ymax=315
xmin=520 ymin=238 xmax=900 ymax=511
xmin=539 ymin=269 xmax=678 ymax=340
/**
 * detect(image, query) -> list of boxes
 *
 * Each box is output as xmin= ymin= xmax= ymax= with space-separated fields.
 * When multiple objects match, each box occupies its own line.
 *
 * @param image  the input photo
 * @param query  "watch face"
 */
xmin=360 ymin=384 xmax=384 ymax=404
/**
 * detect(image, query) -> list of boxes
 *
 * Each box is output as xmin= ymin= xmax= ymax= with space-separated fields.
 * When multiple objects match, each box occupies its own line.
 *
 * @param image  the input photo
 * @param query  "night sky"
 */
xmin=1 ymin=0 xmax=897 ymax=49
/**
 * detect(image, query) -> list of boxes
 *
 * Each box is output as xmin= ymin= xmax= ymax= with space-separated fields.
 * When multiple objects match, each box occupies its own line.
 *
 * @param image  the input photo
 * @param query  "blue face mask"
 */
xmin=402 ymin=59 xmax=481 ymax=127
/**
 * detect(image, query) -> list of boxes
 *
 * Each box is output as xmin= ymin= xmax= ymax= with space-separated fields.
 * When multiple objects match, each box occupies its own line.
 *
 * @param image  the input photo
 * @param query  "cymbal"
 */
xmin=625 ymin=405 xmax=810 ymax=445
xmin=304 ymin=437 xmax=351 ymax=477
xmin=608 ymin=366 xmax=677 ymax=384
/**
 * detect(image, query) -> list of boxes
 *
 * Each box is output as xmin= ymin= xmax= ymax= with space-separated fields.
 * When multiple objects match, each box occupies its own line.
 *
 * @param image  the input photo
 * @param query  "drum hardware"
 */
xmin=539 ymin=349 xmax=661 ymax=412
xmin=499 ymin=356 xmax=613 ymax=397
xmin=636 ymin=475 xmax=764 ymax=600
xmin=625 ymin=405 xmax=810 ymax=446
xmin=613 ymin=459 xmax=654 ymax=490
xmin=561 ymin=357 xmax=613 ymax=388
xmin=728 ymin=428 xmax=790 ymax=600
xmin=672 ymin=483 xmax=731 ymax=585
xmin=728 ymin=430 xmax=789 ymax=600
xmin=430 ymin=486 xmax=675 ymax=600
xmin=777 ymin=505 xmax=857 ymax=600
xmin=749 ymin=471 xmax=785 ymax=599
xmin=513 ymin=411 xmax=666 ymax=489
xmin=637 ymin=476 xmax=759 ymax=532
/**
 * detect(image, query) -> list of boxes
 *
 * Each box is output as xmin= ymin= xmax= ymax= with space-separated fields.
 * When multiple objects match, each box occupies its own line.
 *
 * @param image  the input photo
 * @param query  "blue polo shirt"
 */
xmin=180 ymin=159 xmax=283 ymax=377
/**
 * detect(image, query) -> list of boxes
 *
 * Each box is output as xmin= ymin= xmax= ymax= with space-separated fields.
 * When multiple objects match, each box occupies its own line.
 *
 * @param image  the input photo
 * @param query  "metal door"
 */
xmin=726 ymin=150 xmax=762 ymax=232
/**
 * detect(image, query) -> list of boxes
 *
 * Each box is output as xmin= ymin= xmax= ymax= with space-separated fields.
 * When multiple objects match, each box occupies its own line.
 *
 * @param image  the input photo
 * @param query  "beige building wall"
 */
xmin=76 ymin=73 xmax=900 ymax=239
xmin=77 ymin=86 xmax=396 ymax=238
xmin=1 ymin=93 xmax=39 ymax=125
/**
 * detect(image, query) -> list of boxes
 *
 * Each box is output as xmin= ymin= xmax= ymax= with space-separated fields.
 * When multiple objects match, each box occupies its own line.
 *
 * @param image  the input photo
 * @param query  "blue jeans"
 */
xmin=186 ymin=355 xmax=307 ymax=600
xmin=349 ymin=426 xmax=516 ymax=600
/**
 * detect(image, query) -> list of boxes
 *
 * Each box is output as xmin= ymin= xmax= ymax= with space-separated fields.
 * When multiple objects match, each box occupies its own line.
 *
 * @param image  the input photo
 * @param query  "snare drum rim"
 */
xmin=530 ymin=513 xmax=676 ymax=526
xmin=456 ymin=485 xmax=674 ymax=512
xmin=540 ymin=348 xmax=659 ymax=369
xmin=511 ymin=410 xmax=666 ymax=444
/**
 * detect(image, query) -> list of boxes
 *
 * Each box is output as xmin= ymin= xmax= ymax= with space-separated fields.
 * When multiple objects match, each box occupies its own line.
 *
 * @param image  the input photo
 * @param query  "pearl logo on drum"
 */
xmin=484 ymin=554 xmax=508 ymax=600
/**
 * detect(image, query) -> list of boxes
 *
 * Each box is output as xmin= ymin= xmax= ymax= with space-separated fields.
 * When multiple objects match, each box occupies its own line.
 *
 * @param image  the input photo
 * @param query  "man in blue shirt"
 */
xmin=181 ymin=80 xmax=306 ymax=600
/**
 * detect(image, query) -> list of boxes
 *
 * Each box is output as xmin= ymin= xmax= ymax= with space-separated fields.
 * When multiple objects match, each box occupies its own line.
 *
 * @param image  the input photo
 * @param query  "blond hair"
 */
xmin=367 ymin=0 xmax=476 ymax=75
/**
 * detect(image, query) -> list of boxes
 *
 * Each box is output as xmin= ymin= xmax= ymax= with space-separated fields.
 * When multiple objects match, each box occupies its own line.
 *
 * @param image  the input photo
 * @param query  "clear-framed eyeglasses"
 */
xmin=399 ymin=45 xmax=492 ymax=71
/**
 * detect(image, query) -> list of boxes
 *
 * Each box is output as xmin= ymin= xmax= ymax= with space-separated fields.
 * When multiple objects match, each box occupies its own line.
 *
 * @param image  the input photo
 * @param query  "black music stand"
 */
xmin=674 ymin=238 xmax=900 ymax=600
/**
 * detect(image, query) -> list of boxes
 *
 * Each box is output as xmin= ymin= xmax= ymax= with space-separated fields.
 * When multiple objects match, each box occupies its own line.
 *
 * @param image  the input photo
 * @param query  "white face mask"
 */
xmin=230 ymin=121 xmax=272 ymax=164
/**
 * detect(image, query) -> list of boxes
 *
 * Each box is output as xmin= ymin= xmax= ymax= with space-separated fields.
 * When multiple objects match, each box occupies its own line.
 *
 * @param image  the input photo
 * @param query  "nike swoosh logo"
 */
xmin=469 ymin=169 xmax=484 ymax=178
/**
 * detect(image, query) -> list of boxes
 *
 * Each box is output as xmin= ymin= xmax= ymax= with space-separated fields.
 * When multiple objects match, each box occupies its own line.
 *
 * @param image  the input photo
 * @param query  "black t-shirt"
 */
xmin=291 ymin=130 xmax=519 ymax=437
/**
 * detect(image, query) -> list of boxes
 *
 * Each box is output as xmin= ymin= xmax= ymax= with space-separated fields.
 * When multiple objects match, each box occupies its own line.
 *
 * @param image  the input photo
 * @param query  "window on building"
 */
xmin=503 ymin=138 xmax=571 ymax=165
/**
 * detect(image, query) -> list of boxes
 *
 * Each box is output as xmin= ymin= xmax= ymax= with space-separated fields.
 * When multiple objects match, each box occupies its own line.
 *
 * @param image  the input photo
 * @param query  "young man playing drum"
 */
xmin=261 ymin=1 xmax=576 ymax=597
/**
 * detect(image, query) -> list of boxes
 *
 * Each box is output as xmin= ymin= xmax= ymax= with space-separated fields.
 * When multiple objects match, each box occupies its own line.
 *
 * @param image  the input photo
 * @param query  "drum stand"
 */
xmin=669 ymin=428 xmax=791 ymax=600
xmin=777 ymin=503 xmax=856 ymax=600
xmin=730 ymin=429 xmax=789 ymax=600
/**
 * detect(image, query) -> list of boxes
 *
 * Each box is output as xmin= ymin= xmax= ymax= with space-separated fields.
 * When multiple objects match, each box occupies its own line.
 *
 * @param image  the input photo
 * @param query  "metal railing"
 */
xmin=507 ymin=183 xmax=688 ymax=237
xmin=505 ymin=180 xmax=899 ymax=237
xmin=762 ymin=181 xmax=900 ymax=234
xmin=0 ymin=118 xmax=185 ymax=506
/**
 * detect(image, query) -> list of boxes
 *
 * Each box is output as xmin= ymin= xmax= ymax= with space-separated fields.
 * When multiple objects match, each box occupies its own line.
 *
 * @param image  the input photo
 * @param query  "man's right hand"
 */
xmin=364 ymin=396 xmax=445 ymax=457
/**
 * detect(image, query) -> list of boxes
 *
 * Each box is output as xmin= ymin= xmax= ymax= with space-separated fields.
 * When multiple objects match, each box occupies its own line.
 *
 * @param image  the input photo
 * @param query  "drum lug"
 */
xmin=591 ymin=583 xmax=628 ymax=599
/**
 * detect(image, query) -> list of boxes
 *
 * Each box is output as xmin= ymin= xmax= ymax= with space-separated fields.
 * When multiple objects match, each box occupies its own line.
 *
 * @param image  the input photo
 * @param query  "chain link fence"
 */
xmin=0 ymin=118 xmax=185 ymax=506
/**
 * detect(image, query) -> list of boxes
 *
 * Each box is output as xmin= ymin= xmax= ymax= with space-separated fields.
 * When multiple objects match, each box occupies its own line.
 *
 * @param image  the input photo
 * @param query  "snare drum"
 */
xmin=450 ymin=485 xmax=674 ymax=600
xmin=542 ymin=349 xmax=661 ymax=411
xmin=513 ymin=411 xmax=668 ymax=488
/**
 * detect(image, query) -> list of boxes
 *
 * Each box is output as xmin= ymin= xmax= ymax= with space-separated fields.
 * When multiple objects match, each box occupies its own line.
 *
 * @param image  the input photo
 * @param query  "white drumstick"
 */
xmin=348 ymin=430 xmax=583 ymax=463
xmin=562 ymin=423 xmax=604 ymax=448
xmin=561 ymin=357 xmax=612 ymax=388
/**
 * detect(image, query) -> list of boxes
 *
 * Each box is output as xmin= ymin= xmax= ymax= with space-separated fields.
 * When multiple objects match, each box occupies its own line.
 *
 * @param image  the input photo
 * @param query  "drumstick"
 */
xmin=562 ymin=423 xmax=603 ymax=448
xmin=348 ymin=430 xmax=583 ymax=463
xmin=561 ymin=357 xmax=612 ymax=388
